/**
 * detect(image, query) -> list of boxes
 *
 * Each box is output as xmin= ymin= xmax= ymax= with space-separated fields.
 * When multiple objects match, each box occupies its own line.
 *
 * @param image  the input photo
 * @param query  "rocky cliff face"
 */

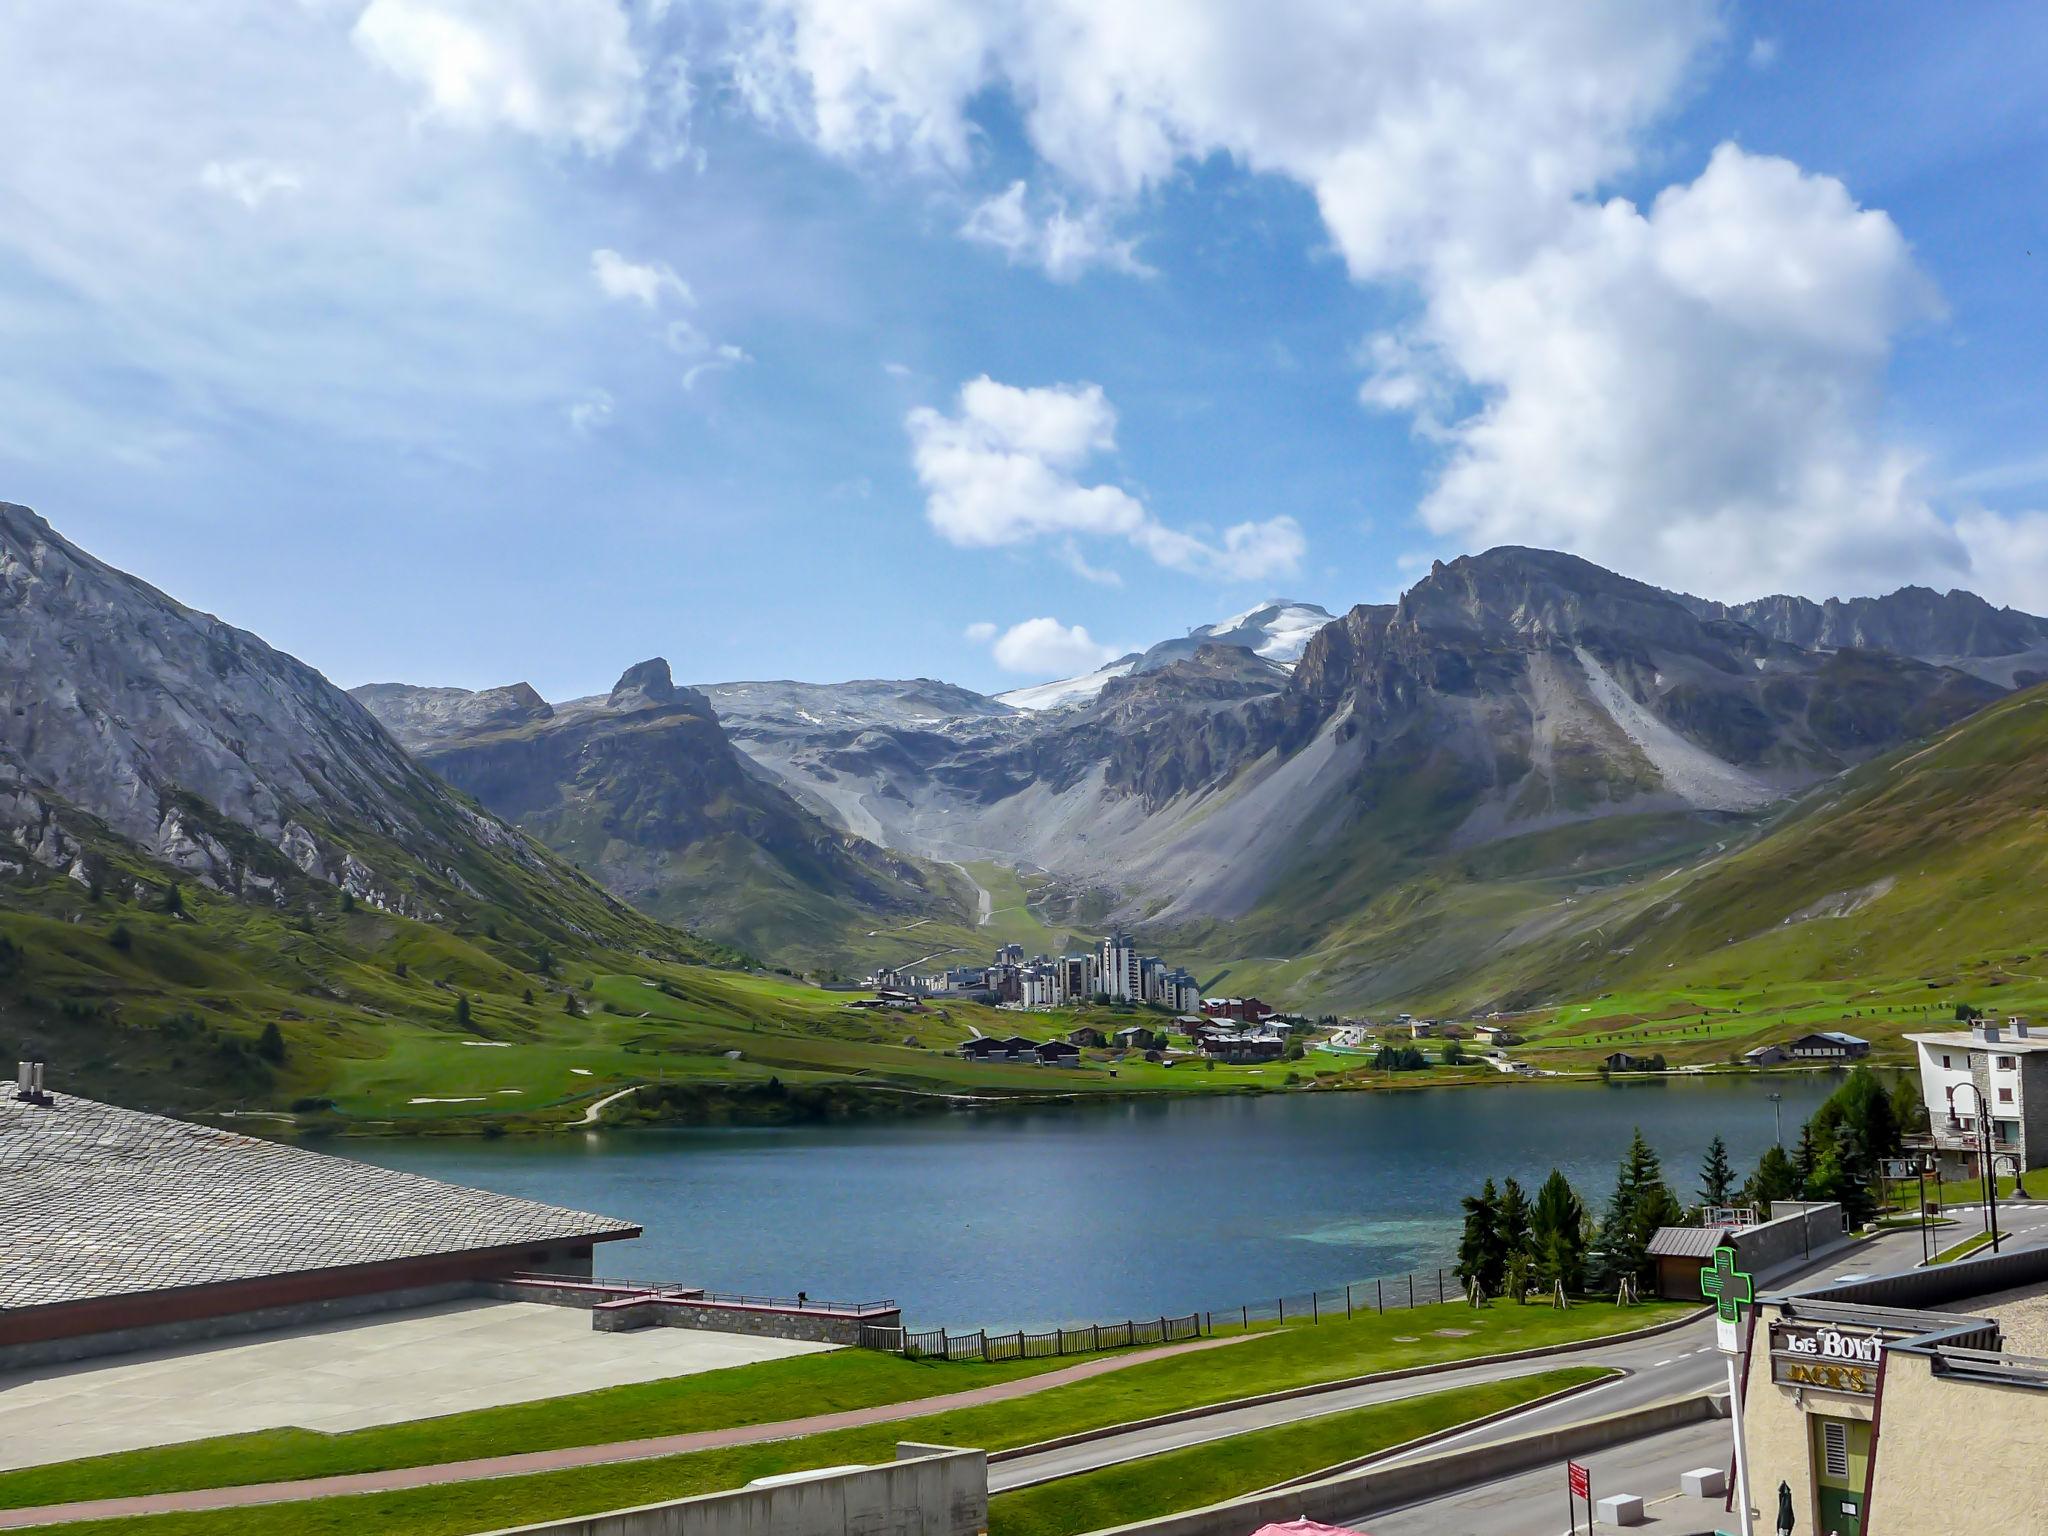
xmin=1682 ymin=585 xmax=2048 ymax=683
xmin=681 ymin=547 xmax=2006 ymax=932
xmin=357 ymin=662 xmax=941 ymax=954
xmin=0 ymin=502 xmax=681 ymax=949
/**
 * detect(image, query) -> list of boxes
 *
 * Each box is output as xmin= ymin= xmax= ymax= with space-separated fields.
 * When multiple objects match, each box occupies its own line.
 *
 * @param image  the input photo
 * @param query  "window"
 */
xmin=2001 ymin=1087 xmax=2015 ymax=1103
xmin=1823 ymin=1420 xmax=1849 ymax=1479
xmin=1998 ymin=1055 xmax=2017 ymax=1071
xmin=1942 ymin=1054 xmax=1953 ymax=1069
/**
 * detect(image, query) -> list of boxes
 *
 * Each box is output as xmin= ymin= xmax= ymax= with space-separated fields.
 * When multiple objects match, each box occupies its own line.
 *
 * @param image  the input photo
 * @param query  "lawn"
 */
xmin=3 ymin=1298 xmax=1687 ymax=1524
xmin=988 ymin=1366 xmax=1613 ymax=1536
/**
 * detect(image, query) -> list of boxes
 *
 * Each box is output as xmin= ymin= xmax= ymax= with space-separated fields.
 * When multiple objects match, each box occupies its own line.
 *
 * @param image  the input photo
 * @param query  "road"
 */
xmin=996 ymin=1204 xmax=2048 ymax=1505
xmin=1332 ymin=1204 xmax=2048 ymax=1534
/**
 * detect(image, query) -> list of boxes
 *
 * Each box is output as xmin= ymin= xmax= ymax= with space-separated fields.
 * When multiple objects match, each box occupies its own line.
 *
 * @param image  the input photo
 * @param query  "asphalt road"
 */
xmin=992 ymin=1202 xmax=2048 ymax=1500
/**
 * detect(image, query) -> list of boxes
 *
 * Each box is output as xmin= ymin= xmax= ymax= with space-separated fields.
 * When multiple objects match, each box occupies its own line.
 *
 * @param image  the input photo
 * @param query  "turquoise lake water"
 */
xmin=355 ymin=1075 xmax=1839 ymax=1329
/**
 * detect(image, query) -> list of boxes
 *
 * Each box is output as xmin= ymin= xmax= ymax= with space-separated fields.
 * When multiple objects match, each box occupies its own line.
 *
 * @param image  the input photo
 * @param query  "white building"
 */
xmin=1907 ymin=1018 xmax=2048 ymax=1177
xmin=1097 ymin=931 xmax=1139 ymax=1002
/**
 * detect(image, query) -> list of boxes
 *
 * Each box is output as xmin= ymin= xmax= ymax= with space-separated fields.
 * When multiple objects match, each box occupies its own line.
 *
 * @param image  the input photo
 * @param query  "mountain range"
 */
xmin=5 ymin=495 xmax=2047 ymax=1122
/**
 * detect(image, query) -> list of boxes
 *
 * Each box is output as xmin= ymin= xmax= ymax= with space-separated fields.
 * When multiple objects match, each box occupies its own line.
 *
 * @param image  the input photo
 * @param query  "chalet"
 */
xmin=1034 ymin=1039 xmax=1082 ymax=1065
xmin=1787 ymin=1031 xmax=1870 ymax=1062
xmin=1744 ymin=1044 xmax=1790 ymax=1067
xmin=1647 ymin=1225 xmax=1734 ymax=1301
xmin=1473 ymin=1024 xmax=1524 ymax=1046
xmin=1408 ymin=1019 xmax=1437 ymax=1039
xmin=1604 ymin=1051 xmax=1659 ymax=1072
xmin=1067 ymin=1026 xmax=1107 ymax=1049
xmin=1201 ymin=997 xmax=1275 ymax=1024
xmin=1114 ymin=1025 xmax=1162 ymax=1050
xmin=959 ymin=1035 xmax=1043 ymax=1061
xmin=1198 ymin=1028 xmax=1288 ymax=1063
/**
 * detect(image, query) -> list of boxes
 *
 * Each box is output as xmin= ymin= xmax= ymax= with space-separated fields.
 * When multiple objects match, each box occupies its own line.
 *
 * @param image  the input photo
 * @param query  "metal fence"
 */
xmin=858 ymin=1267 xmax=1476 ymax=1356
xmin=861 ymin=1313 xmax=1201 ymax=1359
xmin=1197 ymin=1269 xmax=1461 ymax=1331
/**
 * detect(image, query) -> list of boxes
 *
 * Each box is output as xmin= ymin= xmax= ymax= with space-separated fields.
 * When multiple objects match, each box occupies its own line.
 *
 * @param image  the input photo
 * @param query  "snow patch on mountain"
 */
xmin=997 ymin=600 xmax=1333 ymax=712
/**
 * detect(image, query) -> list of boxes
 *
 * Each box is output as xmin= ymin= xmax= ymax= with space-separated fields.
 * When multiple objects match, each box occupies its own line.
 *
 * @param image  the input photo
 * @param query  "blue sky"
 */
xmin=2 ymin=0 xmax=2045 ymax=700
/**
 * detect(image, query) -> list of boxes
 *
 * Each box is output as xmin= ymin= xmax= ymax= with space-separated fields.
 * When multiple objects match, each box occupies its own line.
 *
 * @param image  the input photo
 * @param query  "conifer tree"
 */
xmin=454 ymin=993 xmax=472 ymax=1030
xmin=1456 ymin=1178 xmax=1506 ymax=1296
xmin=1599 ymin=1128 xmax=1682 ymax=1289
xmin=1530 ymin=1169 xmax=1588 ymax=1295
xmin=1699 ymin=1135 xmax=1736 ymax=1207
xmin=1743 ymin=1144 xmax=1802 ymax=1208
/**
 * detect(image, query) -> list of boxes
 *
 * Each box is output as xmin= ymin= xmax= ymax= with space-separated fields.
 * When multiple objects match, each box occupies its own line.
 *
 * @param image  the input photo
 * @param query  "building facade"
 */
xmin=1908 ymin=1018 xmax=2048 ymax=1175
xmin=1743 ymin=1249 xmax=2048 ymax=1536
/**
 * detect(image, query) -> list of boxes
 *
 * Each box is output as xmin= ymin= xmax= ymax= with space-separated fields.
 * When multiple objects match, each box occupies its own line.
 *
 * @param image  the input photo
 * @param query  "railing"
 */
xmin=862 ymin=1314 xmax=1201 ymax=1359
xmin=511 ymin=1273 xmax=895 ymax=1316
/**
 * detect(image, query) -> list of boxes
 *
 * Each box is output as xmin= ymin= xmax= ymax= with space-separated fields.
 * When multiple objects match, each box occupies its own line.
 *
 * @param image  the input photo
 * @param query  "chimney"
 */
xmin=1975 ymin=1020 xmax=2001 ymax=1045
xmin=13 ymin=1061 xmax=49 ymax=1106
xmin=2014 ymin=1018 xmax=2031 ymax=1040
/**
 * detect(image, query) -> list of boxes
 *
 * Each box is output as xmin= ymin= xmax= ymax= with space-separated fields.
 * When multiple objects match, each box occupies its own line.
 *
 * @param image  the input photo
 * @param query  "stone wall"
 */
xmin=474 ymin=1443 xmax=986 ymax=1536
xmin=592 ymin=1295 xmax=898 ymax=1346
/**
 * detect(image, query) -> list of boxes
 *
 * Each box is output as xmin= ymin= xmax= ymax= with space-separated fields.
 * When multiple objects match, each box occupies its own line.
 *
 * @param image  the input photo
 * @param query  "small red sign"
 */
xmin=1567 ymin=1461 xmax=1590 ymax=1499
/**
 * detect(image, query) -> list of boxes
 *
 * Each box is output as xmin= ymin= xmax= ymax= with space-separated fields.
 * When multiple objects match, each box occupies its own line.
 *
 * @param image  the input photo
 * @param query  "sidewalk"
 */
xmin=0 ymin=1335 xmax=1250 ymax=1529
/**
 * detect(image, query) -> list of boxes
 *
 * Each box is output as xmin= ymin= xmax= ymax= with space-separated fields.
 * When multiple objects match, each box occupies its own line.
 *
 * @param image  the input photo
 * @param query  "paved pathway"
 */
xmin=0 ymin=1335 xmax=1248 ymax=1528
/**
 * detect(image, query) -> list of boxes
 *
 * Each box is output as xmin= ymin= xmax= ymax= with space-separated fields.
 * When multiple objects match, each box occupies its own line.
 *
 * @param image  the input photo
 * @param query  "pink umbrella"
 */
xmin=1249 ymin=1523 xmax=1360 ymax=1536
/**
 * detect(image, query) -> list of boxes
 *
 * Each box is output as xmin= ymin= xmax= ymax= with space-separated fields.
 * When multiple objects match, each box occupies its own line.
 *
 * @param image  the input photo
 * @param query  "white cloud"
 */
xmin=1054 ymin=539 xmax=1124 ymax=586
xmin=199 ymin=158 xmax=303 ymax=209
xmin=568 ymin=388 xmax=614 ymax=435
xmin=731 ymin=0 xmax=1713 ymax=274
xmin=1953 ymin=509 xmax=2048 ymax=612
xmin=962 ymin=620 xmax=998 ymax=642
xmin=907 ymin=376 xmax=1304 ymax=582
xmin=983 ymin=616 xmax=1121 ymax=675
xmin=591 ymin=247 xmax=691 ymax=307
xmin=961 ymin=181 xmax=1149 ymax=281
xmin=353 ymin=0 xmax=646 ymax=155
xmin=1396 ymin=145 xmax=1959 ymax=599
xmin=1748 ymin=36 xmax=1780 ymax=69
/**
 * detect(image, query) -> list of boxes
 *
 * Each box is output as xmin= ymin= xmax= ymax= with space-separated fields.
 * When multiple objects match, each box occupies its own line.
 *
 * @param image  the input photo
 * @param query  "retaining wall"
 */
xmin=474 ymin=1443 xmax=986 ymax=1536
xmin=592 ymin=1296 xmax=899 ymax=1346
xmin=1739 ymin=1201 xmax=1848 ymax=1279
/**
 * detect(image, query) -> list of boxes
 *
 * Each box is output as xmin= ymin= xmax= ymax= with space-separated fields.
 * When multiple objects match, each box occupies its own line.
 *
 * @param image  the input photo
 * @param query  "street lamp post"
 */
xmin=1999 ymin=1151 xmax=2029 ymax=1202
xmin=1768 ymin=1091 xmax=1783 ymax=1148
xmin=1947 ymin=1082 xmax=2002 ymax=1254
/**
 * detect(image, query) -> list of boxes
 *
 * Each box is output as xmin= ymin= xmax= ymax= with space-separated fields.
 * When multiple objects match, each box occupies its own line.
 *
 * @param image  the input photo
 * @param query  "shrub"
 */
xmin=108 ymin=923 xmax=133 ymax=952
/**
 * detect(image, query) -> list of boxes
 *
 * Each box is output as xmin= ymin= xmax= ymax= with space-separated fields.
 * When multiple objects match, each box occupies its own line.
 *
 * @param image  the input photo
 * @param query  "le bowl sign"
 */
xmin=1770 ymin=1322 xmax=1882 ymax=1396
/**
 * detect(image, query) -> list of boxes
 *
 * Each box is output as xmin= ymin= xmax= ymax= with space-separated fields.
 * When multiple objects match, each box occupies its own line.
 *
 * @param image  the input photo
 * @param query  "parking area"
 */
xmin=0 ymin=1298 xmax=836 ymax=1470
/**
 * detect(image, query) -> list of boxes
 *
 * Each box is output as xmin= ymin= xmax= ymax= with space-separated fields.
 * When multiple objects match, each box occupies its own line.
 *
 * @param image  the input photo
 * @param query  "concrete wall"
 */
xmin=1805 ymin=1241 xmax=2048 ymax=1315
xmin=1864 ymin=1349 xmax=2046 ymax=1529
xmin=474 ymin=1443 xmax=986 ymax=1536
xmin=592 ymin=1296 xmax=897 ymax=1346
xmin=1738 ymin=1202 xmax=1847 ymax=1279
xmin=1075 ymin=1395 xmax=1723 ymax=1536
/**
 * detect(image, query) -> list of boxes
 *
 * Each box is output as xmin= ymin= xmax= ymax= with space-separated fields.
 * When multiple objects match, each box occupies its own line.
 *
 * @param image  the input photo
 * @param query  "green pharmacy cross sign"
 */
xmin=1701 ymin=1245 xmax=1754 ymax=1325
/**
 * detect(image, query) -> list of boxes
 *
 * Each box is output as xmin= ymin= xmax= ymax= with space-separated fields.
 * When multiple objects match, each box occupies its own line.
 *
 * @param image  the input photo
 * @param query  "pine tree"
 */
xmin=1698 ymin=1135 xmax=1736 ymax=1208
xmin=1600 ymin=1128 xmax=1679 ymax=1290
xmin=162 ymin=881 xmax=184 ymax=916
xmin=1498 ymin=1176 xmax=1535 ymax=1303
xmin=1890 ymin=1072 xmax=1927 ymax=1140
xmin=564 ymin=991 xmax=583 ymax=1018
xmin=453 ymin=993 xmax=473 ymax=1031
xmin=1456 ymin=1178 xmax=1506 ymax=1296
xmin=1795 ymin=1122 xmax=1818 ymax=1194
xmin=1743 ymin=1144 xmax=1802 ymax=1208
xmin=257 ymin=1020 xmax=286 ymax=1064
xmin=1530 ymin=1169 xmax=1588 ymax=1295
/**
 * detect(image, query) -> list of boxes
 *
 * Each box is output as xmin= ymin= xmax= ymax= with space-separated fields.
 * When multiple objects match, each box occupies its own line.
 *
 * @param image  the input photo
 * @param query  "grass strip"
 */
xmin=1929 ymin=1229 xmax=1998 ymax=1265
xmin=16 ymin=1303 xmax=1682 ymax=1532
xmin=989 ymin=1366 xmax=1613 ymax=1536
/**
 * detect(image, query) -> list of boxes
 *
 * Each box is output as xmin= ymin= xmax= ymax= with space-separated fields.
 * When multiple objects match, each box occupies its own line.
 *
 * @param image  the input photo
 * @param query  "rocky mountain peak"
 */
xmin=608 ymin=657 xmax=676 ymax=710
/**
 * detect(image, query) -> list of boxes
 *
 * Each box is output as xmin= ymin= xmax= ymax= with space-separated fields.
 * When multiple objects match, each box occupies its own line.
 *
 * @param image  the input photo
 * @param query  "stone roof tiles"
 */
xmin=0 ymin=1092 xmax=638 ymax=1312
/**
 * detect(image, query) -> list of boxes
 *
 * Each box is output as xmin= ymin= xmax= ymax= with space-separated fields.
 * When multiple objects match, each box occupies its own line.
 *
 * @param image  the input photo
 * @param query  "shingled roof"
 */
xmin=0 ymin=1092 xmax=639 ymax=1312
